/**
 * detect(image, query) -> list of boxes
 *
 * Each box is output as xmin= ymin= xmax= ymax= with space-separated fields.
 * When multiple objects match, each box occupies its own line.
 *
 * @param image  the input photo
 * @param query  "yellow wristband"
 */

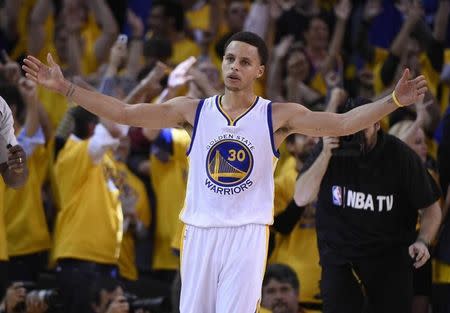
xmin=392 ymin=90 xmax=404 ymax=108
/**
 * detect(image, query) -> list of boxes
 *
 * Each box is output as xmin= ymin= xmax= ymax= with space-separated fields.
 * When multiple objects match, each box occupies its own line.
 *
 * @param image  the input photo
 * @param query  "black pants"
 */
xmin=7 ymin=251 xmax=48 ymax=283
xmin=0 ymin=260 xmax=8 ymax=299
xmin=321 ymin=250 xmax=413 ymax=313
xmin=56 ymin=258 xmax=118 ymax=313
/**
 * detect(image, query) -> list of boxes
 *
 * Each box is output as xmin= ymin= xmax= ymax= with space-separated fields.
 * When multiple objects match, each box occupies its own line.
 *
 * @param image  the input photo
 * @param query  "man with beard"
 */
xmin=261 ymin=263 xmax=305 ymax=313
xmin=295 ymin=97 xmax=442 ymax=313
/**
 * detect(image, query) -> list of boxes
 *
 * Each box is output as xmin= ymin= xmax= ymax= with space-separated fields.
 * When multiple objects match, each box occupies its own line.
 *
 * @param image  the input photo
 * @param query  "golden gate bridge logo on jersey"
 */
xmin=205 ymin=139 xmax=254 ymax=195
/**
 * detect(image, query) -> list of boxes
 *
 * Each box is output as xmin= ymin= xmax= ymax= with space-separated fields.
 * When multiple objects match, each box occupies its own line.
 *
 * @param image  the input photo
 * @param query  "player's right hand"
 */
xmin=22 ymin=53 xmax=65 ymax=94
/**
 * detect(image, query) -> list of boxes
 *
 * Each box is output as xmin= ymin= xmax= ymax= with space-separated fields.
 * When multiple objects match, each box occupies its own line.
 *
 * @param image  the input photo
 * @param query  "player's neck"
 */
xmin=222 ymin=90 xmax=256 ymax=110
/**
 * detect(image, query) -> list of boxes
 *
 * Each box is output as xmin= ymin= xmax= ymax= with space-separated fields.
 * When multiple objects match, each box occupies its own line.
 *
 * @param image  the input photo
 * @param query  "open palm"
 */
xmin=22 ymin=53 xmax=65 ymax=93
xmin=394 ymin=69 xmax=428 ymax=107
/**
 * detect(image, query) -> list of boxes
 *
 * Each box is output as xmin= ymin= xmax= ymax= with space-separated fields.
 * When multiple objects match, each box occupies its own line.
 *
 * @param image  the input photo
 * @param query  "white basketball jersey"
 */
xmin=180 ymin=95 xmax=279 ymax=227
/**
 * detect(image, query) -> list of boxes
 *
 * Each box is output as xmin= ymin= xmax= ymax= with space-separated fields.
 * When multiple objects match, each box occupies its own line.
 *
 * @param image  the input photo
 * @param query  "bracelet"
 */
xmin=392 ymin=90 xmax=404 ymax=108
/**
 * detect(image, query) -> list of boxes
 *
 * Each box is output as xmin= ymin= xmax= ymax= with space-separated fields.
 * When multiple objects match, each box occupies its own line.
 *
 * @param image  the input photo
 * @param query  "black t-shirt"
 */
xmin=301 ymin=131 xmax=440 ymax=264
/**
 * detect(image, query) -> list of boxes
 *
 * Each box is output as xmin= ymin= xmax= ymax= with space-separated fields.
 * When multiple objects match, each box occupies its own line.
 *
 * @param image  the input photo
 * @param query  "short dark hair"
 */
xmin=263 ymin=263 xmax=299 ymax=291
xmin=224 ymin=31 xmax=268 ymax=65
xmin=143 ymin=36 xmax=173 ymax=61
xmin=152 ymin=1 xmax=185 ymax=32
xmin=71 ymin=106 xmax=98 ymax=139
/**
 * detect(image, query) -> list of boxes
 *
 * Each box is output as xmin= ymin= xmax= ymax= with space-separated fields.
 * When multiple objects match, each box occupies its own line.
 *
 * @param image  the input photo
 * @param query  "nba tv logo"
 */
xmin=332 ymin=186 xmax=342 ymax=206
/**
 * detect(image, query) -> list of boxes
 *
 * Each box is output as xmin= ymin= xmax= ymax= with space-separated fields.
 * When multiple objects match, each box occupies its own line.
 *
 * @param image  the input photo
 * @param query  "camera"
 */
xmin=21 ymin=282 xmax=63 ymax=313
xmin=332 ymin=131 xmax=365 ymax=157
xmin=332 ymin=97 xmax=371 ymax=157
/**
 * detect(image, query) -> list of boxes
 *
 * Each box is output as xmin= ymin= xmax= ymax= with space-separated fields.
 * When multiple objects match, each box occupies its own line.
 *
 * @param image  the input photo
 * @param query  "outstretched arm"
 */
xmin=272 ymin=69 xmax=427 ymax=144
xmin=23 ymin=54 xmax=198 ymax=129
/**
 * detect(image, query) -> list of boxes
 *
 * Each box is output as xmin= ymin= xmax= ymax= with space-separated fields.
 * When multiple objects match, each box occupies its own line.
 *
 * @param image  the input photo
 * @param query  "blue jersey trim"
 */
xmin=267 ymin=102 xmax=280 ymax=158
xmin=186 ymin=99 xmax=205 ymax=156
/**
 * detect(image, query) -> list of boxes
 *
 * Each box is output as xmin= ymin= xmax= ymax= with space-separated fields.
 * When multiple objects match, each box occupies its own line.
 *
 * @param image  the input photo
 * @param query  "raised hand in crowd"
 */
xmin=156 ymin=56 xmax=197 ymax=103
xmin=105 ymin=37 xmax=129 ymax=77
xmin=127 ymin=10 xmax=144 ymax=40
xmin=321 ymin=136 xmax=340 ymax=159
xmin=186 ymin=61 xmax=221 ymax=98
xmin=273 ymin=35 xmax=295 ymax=61
xmin=0 ymin=50 xmax=22 ymax=85
xmin=167 ymin=56 xmax=196 ymax=90
xmin=325 ymin=87 xmax=347 ymax=113
xmin=124 ymin=61 xmax=169 ymax=103
xmin=363 ymin=0 xmax=383 ymax=22
xmin=334 ymin=0 xmax=352 ymax=22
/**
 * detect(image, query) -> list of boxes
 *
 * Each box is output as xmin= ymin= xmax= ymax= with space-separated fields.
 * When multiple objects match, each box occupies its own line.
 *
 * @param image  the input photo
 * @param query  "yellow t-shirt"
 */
xmin=0 ymin=180 xmax=7 ymax=261
xmin=186 ymin=3 xmax=211 ymax=32
xmin=37 ymin=87 xmax=70 ymax=131
xmin=9 ymin=0 xmax=55 ymax=61
xmin=433 ymin=259 xmax=450 ymax=284
xmin=170 ymin=38 xmax=201 ymax=66
xmin=273 ymin=155 xmax=297 ymax=216
xmin=4 ymin=145 xmax=51 ymax=256
xmin=269 ymin=219 xmax=322 ymax=304
xmin=151 ymin=129 xmax=190 ymax=270
xmin=52 ymin=138 xmax=122 ymax=264
xmin=116 ymin=162 xmax=151 ymax=281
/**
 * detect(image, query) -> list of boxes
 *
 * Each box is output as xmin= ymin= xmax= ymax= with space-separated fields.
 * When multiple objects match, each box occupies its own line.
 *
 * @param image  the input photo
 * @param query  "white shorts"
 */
xmin=179 ymin=223 xmax=269 ymax=313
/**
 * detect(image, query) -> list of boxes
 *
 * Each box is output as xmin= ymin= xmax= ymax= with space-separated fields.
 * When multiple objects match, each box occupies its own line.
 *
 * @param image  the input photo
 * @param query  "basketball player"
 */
xmin=22 ymin=31 xmax=427 ymax=313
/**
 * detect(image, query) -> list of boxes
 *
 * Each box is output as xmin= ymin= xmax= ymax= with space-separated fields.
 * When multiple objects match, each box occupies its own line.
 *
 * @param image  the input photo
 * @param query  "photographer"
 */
xmin=294 ymin=96 xmax=442 ymax=313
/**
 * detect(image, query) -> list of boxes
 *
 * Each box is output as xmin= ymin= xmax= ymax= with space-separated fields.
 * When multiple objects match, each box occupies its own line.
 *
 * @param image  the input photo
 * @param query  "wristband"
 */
xmin=392 ymin=90 xmax=404 ymax=107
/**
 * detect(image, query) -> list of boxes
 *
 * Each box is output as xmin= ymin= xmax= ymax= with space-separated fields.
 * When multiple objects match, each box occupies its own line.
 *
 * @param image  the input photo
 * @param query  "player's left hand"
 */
xmin=394 ymin=68 xmax=428 ymax=107
xmin=408 ymin=240 xmax=430 ymax=268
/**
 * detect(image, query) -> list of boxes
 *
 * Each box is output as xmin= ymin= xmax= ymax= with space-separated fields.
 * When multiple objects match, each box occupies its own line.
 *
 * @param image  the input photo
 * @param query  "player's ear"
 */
xmin=257 ymin=65 xmax=265 ymax=78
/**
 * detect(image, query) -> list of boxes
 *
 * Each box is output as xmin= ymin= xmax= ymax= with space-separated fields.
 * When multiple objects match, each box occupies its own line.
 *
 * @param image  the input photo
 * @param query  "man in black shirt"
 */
xmin=294 ymin=98 xmax=442 ymax=313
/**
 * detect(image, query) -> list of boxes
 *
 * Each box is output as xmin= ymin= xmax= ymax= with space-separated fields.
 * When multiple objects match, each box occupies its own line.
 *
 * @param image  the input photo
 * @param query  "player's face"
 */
xmin=222 ymin=41 xmax=265 ymax=92
xmin=261 ymin=279 xmax=299 ymax=313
